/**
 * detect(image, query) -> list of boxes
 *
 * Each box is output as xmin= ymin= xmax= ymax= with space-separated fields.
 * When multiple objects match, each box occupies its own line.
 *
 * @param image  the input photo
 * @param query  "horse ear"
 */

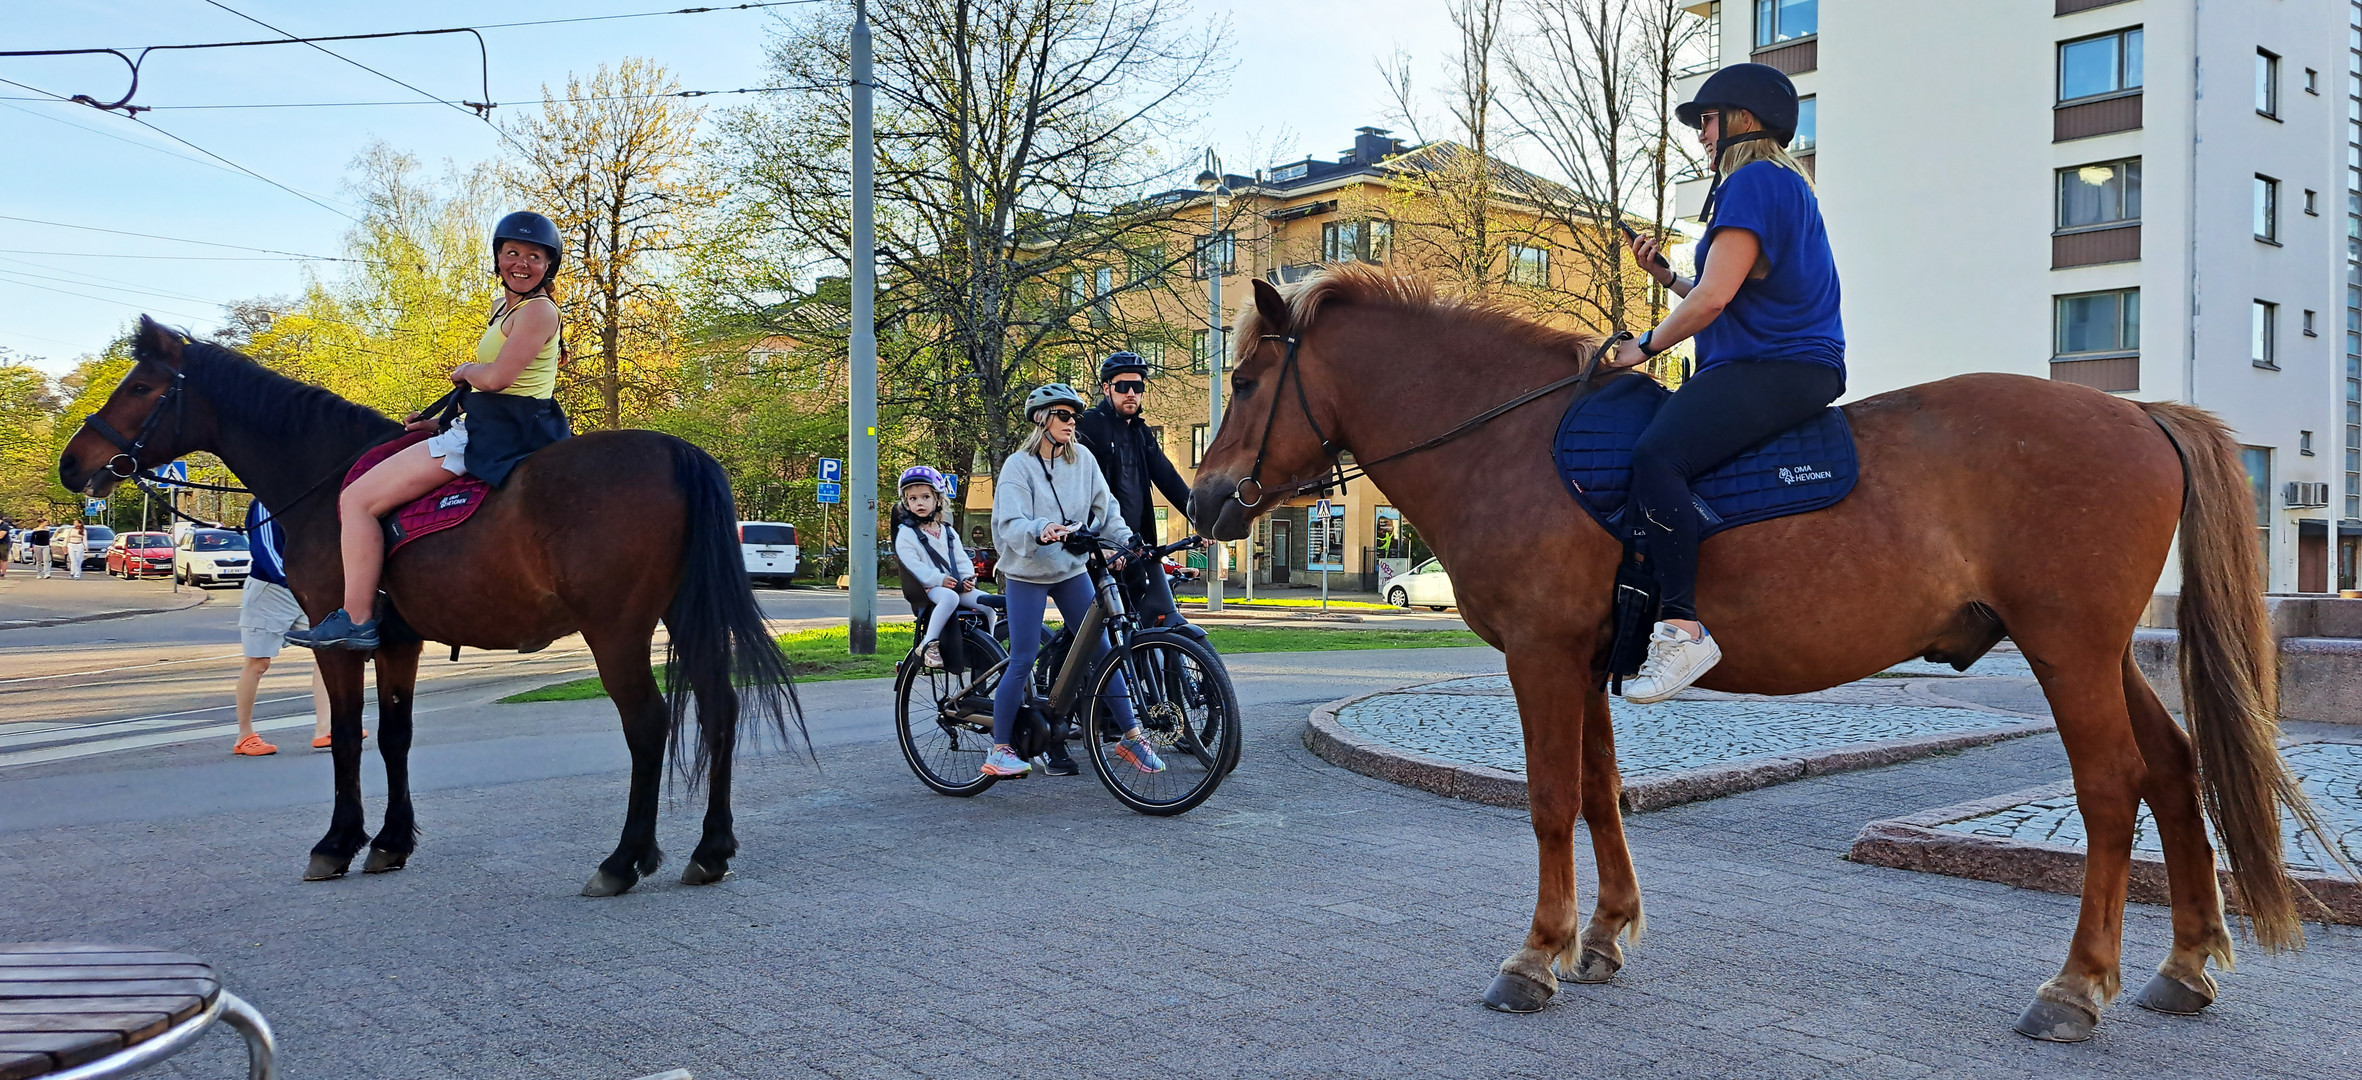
xmin=1250 ymin=278 xmax=1288 ymax=335
xmin=135 ymin=315 xmax=186 ymax=366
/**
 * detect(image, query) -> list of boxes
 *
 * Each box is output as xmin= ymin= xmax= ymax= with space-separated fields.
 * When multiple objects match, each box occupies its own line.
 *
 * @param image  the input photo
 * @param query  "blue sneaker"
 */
xmin=981 ymin=745 xmax=1031 ymax=777
xmin=286 ymin=608 xmax=380 ymax=651
xmin=1113 ymin=733 xmax=1167 ymax=774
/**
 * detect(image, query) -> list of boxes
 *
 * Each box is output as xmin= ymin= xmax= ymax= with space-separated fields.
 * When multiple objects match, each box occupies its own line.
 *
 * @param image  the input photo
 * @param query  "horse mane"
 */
xmin=168 ymin=339 xmax=403 ymax=445
xmin=1232 ymin=263 xmax=1607 ymax=362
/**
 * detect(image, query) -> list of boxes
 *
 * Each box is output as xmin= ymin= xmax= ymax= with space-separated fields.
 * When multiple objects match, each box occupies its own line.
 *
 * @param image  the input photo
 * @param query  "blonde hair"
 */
xmin=1712 ymin=108 xmax=1814 ymax=191
xmin=898 ymin=482 xmax=947 ymax=526
xmin=1019 ymin=425 xmax=1079 ymax=464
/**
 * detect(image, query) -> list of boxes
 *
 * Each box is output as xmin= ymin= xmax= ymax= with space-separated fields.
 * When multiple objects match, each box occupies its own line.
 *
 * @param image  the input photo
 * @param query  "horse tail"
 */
xmin=661 ymin=438 xmax=807 ymax=781
xmin=2142 ymin=400 xmax=2329 ymax=951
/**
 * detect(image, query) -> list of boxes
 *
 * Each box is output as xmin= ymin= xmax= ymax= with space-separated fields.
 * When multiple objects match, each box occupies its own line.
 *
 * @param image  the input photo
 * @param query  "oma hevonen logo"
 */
xmin=1776 ymin=464 xmax=1833 ymax=485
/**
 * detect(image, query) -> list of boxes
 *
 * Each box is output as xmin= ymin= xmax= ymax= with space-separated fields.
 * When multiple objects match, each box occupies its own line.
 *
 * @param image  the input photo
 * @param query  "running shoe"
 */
xmin=1113 ymin=733 xmax=1167 ymax=774
xmin=1041 ymin=742 xmax=1079 ymax=776
xmin=232 ymin=733 xmax=277 ymax=756
xmin=285 ymin=608 xmax=380 ymax=651
xmin=981 ymin=745 xmax=1032 ymax=777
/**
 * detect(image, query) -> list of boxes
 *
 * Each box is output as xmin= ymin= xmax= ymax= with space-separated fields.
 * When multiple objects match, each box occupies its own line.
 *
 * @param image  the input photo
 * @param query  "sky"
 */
xmin=0 ymin=0 xmax=1463 ymax=376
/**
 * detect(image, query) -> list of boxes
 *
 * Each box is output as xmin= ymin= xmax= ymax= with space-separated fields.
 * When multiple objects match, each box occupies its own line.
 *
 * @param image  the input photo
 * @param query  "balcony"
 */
xmin=2052 ymin=223 xmax=2141 ymax=268
xmin=1751 ymin=36 xmax=1816 ymax=76
xmin=2051 ymin=354 xmax=2139 ymax=392
xmin=2055 ymin=92 xmax=2141 ymax=141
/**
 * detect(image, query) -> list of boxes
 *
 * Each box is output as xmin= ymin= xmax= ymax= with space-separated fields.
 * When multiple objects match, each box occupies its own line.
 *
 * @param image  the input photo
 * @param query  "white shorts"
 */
xmin=237 ymin=578 xmax=309 ymax=659
xmin=424 ymin=416 xmax=469 ymax=477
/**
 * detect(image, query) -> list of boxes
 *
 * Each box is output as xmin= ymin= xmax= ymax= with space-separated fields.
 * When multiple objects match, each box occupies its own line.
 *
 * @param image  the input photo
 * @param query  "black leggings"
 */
xmin=1628 ymin=360 xmax=1844 ymax=622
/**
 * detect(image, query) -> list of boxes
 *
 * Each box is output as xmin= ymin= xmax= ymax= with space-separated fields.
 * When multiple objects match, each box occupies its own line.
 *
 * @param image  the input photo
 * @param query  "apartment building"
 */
xmin=1674 ymin=0 xmax=2357 ymax=593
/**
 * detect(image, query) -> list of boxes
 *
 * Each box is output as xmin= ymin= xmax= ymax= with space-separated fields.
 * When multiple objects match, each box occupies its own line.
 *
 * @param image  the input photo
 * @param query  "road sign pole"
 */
xmin=847 ymin=0 xmax=879 ymax=655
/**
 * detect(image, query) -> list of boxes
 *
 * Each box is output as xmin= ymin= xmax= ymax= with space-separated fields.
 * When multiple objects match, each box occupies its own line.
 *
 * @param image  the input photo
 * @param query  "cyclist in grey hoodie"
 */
xmin=985 ymin=383 xmax=1164 ymax=780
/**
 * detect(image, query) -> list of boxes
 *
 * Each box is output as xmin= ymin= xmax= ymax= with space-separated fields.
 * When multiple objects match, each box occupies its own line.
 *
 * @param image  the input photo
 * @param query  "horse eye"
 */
xmin=129 ymin=383 xmax=150 ymax=395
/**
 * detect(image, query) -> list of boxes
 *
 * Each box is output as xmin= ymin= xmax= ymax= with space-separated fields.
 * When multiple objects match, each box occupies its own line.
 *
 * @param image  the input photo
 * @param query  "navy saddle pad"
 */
xmin=1552 ymin=374 xmax=1858 ymax=540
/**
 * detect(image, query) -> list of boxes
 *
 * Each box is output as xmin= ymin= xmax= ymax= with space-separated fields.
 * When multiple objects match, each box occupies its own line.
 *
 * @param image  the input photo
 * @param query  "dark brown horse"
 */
xmin=1189 ymin=268 xmax=2333 ymax=1041
xmin=59 ymin=317 xmax=803 ymax=897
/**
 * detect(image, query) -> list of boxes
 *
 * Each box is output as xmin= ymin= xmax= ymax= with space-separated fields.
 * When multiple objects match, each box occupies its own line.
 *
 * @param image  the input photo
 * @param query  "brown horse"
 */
xmin=58 ymin=317 xmax=803 ymax=897
xmin=1189 ymin=268 xmax=2333 ymax=1041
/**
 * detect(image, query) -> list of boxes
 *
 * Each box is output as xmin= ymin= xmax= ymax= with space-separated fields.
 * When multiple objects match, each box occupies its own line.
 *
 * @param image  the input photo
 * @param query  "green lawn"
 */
xmin=498 ymin=624 xmax=1487 ymax=704
xmin=1178 ymin=595 xmax=1400 ymax=611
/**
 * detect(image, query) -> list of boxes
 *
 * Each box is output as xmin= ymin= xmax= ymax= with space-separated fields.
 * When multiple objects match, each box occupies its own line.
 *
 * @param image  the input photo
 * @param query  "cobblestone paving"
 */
xmin=1334 ymin=675 xmax=2038 ymax=779
xmin=1936 ymin=740 xmax=2362 ymax=877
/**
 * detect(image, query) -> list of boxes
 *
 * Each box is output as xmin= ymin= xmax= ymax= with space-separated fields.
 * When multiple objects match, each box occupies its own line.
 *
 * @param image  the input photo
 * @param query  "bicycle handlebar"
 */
xmin=1059 ymin=529 xmax=1206 ymax=561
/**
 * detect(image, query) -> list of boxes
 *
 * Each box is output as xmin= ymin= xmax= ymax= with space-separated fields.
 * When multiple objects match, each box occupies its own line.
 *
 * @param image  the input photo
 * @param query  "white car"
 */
xmin=1385 ymin=557 xmax=1457 ymax=611
xmin=175 ymin=528 xmax=252 ymax=587
xmin=739 ymin=521 xmax=801 ymax=588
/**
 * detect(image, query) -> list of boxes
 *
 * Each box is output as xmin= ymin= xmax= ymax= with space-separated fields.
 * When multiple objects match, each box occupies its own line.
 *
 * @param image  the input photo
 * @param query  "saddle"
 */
xmin=1552 ymin=373 xmax=1858 ymax=541
xmin=344 ymin=431 xmax=492 ymax=557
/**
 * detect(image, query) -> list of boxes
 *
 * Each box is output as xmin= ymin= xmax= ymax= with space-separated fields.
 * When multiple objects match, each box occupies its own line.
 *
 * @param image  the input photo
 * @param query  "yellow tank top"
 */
xmin=474 ymin=296 xmax=561 ymax=398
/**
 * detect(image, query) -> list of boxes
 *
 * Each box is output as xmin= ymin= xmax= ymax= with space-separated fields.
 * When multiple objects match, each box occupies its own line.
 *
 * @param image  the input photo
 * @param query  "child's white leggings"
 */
xmin=921 ymin=586 xmax=992 ymax=647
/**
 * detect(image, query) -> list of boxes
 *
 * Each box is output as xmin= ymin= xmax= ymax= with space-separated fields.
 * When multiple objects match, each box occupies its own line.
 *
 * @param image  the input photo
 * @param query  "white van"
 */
xmin=739 ymin=522 xmax=800 ymax=587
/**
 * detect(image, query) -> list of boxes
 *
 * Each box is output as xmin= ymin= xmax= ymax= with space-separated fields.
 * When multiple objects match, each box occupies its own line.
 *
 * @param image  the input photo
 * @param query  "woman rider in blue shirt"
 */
xmin=1606 ymin=62 xmax=1845 ymax=704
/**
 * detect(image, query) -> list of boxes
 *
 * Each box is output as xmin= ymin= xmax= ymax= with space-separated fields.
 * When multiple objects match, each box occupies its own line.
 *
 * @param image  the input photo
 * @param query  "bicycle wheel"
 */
xmin=894 ymin=625 xmax=1008 ymax=797
xmin=1082 ymin=630 xmax=1241 ymax=815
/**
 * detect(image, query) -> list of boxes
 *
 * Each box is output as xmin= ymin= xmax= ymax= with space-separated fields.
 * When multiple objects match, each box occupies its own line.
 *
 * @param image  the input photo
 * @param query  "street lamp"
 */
xmin=1196 ymin=154 xmax=1236 ymax=610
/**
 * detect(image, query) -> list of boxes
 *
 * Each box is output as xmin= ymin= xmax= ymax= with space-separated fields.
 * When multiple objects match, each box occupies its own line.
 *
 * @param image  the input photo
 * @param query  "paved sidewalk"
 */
xmin=0 ymin=572 xmax=212 ymax=629
xmin=6 ymin=688 xmax=2357 ymax=1078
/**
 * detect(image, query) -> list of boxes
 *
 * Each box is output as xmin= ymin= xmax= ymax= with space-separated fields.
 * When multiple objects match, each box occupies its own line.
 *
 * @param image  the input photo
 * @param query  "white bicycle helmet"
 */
xmin=1024 ymin=383 xmax=1088 ymax=423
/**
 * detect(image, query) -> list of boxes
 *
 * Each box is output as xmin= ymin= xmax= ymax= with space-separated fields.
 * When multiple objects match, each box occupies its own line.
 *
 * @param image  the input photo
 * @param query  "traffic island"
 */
xmin=1305 ymin=670 xmax=2054 ymax=812
xmin=1849 ymin=736 xmax=2362 ymax=925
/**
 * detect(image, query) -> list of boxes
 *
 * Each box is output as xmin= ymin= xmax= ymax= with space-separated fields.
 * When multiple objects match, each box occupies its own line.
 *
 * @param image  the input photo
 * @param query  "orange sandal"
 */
xmin=232 ymin=733 xmax=278 ymax=756
xmin=310 ymin=730 xmax=369 ymax=750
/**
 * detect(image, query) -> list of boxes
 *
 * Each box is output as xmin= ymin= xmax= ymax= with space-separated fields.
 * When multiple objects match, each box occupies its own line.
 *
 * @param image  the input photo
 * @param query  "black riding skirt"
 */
xmin=456 ymin=391 xmax=572 ymax=487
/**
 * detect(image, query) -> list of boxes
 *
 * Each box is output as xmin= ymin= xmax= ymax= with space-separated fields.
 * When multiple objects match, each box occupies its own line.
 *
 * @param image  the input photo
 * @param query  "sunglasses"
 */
xmin=1111 ymin=380 xmax=1145 ymax=394
xmin=1042 ymin=409 xmax=1078 ymax=423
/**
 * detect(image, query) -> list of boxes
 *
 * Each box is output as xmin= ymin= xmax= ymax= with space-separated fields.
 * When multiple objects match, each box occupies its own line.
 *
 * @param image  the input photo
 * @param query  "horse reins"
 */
xmin=1231 ymin=329 xmax=1633 ymax=510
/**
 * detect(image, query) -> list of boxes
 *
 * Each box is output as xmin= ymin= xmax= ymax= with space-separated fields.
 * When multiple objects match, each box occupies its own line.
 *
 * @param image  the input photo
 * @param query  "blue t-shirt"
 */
xmin=243 ymin=501 xmax=288 ymax=587
xmin=1693 ymin=161 xmax=1845 ymax=377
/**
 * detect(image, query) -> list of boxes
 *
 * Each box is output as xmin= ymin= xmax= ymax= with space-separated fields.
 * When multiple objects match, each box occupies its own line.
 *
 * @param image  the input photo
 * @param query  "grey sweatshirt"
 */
xmin=991 ymin=447 xmax=1134 ymax=584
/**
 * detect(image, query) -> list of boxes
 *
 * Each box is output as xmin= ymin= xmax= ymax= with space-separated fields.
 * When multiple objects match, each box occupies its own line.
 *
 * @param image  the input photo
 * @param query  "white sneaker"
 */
xmin=1620 ymin=622 xmax=1722 ymax=704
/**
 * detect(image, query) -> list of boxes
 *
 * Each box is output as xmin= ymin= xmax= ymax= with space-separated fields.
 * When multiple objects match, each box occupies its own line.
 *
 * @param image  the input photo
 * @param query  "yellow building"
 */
xmin=967 ymin=126 xmax=1632 ymax=594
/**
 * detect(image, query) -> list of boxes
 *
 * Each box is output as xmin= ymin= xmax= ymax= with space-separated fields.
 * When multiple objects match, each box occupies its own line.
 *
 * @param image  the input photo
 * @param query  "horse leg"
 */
xmin=681 ymin=735 xmax=737 ymax=886
xmin=305 ymin=650 xmax=372 ymax=881
xmin=1484 ymin=652 xmax=1588 ymax=1013
xmin=2121 ymin=650 xmax=2235 ymax=1015
xmin=1571 ymin=682 xmax=1643 ymax=983
xmin=582 ymin=632 xmax=667 ymax=898
xmin=2013 ymin=650 xmax=2145 ymax=1042
xmin=365 ymin=639 xmax=423 ymax=874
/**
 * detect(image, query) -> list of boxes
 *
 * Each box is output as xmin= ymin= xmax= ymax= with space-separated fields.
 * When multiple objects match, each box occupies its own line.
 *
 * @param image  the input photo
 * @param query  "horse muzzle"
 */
xmin=1188 ymin=476 xmax=1255 ymax=541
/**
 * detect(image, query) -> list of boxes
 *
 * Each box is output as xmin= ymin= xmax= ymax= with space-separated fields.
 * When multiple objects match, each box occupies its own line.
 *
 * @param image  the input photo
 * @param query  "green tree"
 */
xmin=0 ymin=355 xmax=65 ymax=521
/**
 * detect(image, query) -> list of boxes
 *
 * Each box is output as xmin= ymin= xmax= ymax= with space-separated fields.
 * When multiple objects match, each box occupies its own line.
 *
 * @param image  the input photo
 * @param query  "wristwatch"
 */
xmin=1637 ymin=330 xmax=1665 ymax=358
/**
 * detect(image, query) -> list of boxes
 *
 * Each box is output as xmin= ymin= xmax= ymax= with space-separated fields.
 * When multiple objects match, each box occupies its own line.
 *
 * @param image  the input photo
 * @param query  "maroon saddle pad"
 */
xmin=344 ymin=431 xmax=492 ymax=556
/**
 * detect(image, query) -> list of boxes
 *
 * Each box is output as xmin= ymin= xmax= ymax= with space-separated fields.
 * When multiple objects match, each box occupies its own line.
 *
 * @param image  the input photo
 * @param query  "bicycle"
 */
xmin=892 ymin=531 xmax=1241 ymax=815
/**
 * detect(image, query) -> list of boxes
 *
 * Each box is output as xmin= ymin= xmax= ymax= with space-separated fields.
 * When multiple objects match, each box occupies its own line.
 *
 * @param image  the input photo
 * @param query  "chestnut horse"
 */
xmin=1189 ymin=268 xmax=2332 ymax=1041
xmin=59 ymin=317 xmax=803 ymax=897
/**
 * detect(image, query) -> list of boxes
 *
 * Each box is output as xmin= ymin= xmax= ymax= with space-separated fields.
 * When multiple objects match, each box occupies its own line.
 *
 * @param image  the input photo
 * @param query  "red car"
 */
xmin=107 ymin=532 xmax=176 ymax=579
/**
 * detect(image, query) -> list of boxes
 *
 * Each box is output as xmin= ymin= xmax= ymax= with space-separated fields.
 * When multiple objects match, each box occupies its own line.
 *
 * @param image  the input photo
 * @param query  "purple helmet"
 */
xmin=897 ymin=465 xmax=948 ymax=494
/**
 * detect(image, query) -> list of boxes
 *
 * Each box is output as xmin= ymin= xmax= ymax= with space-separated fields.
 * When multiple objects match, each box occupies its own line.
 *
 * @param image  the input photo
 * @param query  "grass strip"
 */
xmin=499 ymin=624 xmax=1486 ymax=704
xmin=1177 ymin=595 xmax=1400 ymax=611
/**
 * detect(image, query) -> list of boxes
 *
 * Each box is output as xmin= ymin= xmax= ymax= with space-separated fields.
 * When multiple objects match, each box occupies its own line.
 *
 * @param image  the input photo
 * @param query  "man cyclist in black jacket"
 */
xmin=1075 ymin=351 xmax=1202 ymax=629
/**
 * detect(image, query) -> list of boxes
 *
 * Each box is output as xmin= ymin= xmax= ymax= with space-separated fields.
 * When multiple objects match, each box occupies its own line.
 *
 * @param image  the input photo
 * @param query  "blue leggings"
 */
xmin=991 ymin=573 xmax=1135 ymax=746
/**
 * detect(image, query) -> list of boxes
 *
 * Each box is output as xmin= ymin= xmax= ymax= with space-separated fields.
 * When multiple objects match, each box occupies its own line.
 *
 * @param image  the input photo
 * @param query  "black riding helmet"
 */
xmin=491 ymin=211 xmax=563 ymax=293
xmin=1098 ymin=351 xmax=1150 ymax=385
xmin=1676 ymin=62 xmax=1799 ymax=156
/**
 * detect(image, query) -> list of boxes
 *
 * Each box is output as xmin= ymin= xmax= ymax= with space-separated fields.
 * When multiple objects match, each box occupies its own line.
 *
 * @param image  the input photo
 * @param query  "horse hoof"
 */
xmin=581 ymin=869 xmax=638 ymax=898
xmin=1572 ymin=948 xmax=1622 ymax=984
xmin=2013 ymin=997 xmax=2098 ymax=1042
xmin=303 ymin=854 xmax=351 ymax=881
xmin=2132 ymin=972 xmax=2215 ymax=1016
xmin=1482 ymin=970 xmax=1555 ymax=1013
xmin=680 ymin=859 xmax=731 ymax=887
xmin=363 ymin=849 xmax=408 ymax=874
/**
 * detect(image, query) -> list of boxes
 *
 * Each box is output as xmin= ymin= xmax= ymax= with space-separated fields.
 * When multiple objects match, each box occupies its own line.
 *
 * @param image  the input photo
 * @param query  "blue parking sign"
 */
xmin=818 ymin=457 xmax=843 ymax=483
xmin=816 ymin=481 xmax=842 ymax=504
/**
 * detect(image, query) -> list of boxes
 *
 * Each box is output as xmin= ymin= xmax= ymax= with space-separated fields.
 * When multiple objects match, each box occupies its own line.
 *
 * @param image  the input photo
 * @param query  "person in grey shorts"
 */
xmin=231 ymin=502 xmax=337 ymax=756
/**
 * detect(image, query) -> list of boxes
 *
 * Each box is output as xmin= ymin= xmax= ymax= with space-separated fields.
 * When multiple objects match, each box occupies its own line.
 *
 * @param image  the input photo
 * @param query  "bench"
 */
xmin=0 ymin=943 xmax=273 ymax=1080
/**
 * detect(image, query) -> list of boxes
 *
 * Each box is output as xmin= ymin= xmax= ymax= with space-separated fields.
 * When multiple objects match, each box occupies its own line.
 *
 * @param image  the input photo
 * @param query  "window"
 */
xmin=1506 ymin=244 xmax=1550 ymax=287
xmin=2306 ymin=67 xmax=2320 ymax=95
xmin=2256 ymin=175 xmax=2280 ymax=242
xmin=1091 ymin=266 xmax=1114 ymax=327
xmin=1130 ymin=339 xmax=1167 ymax=374
xmin=2254 ymin=300 xmax=2279 ymax=368
xmin=2058 ymin=28 xmax=2143 ymax=102
xmin=2306 ymin=310 xmax=2319 ymax=337
xmin=1129 ymin=244 xmax=1167 ymax=284
xmin=1320 ymin=219 xmax=1393 ymax=264
xmin=1192 ymin=424 xmax=1211 ymax=466
xmin=2058 ymin=159 xmax=2141 ymax=228
xmin=1191 ymin=329 xmax=1213 ymax=374
xmin=1752 ymin=0 xmax=1815 ymax=47
xmin=2243 ymin=446 xmax=2272 ymax=585
xmin=1271 ymin=161 xmax=1309 ymax=182
xmin=1368 ymin=219 xmax=1392 ymax=263
xmin=2257 ymin=49 xmax=2280 ymax=118
xmin=2055 ymin=289 xmax=2139 ymax=356
xmin=1793 ymin=96 xmax=1817 ymax=153
xmin=1063 ymin=270 xmax=1089 ymax=313
xmin=1195 ymin=231 xmax=1235 ymax=277
xmin=2303 ymin=430 xmax=2317 ymax=457
xmin=2306 ymin=189 xmax=2321 ymax=216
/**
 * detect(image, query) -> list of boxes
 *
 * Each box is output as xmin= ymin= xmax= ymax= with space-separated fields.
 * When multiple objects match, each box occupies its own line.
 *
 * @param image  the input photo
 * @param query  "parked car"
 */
xmin=969 ymin=545 xmax=998 ymax=582
xmin=174 ymin=528 xmax=251 ymax=587
xmin=1385 ymin=557 xmax=1457 ymax=611
xmin=106 ymin=532 xmax=175 ymax=579
xmin=738 ymin=521 xmax=800 ymax=588
xmin=50 ymin=526 xmax=114 ymax=570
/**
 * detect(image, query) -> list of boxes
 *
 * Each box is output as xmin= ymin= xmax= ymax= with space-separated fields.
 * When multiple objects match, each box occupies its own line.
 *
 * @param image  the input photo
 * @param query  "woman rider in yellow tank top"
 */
xmin=290 ymin=211 xmax=575 ymax=651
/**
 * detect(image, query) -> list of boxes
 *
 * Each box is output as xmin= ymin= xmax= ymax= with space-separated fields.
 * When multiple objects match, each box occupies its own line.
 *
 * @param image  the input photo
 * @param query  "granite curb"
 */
xmin=1302 ymin=677 xmax=2058 ymax=813
xmin=1848 ymin=779 xmax=2362 ymax=926
xmin=0 ymin=590 xmax=211 ymax=630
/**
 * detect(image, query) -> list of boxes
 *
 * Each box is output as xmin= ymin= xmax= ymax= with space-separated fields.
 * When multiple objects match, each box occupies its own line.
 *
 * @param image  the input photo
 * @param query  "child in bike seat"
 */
xmin=894 ymin=467 xmax=991 ymax=668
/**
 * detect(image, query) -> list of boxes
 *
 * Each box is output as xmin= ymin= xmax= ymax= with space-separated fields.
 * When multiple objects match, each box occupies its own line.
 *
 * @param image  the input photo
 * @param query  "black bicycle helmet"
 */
xmin=491 ymin=211 xmax=563 ymax=290
xmin=1098 ymin=351 xmax=1150 ymax=384
xmin=1675 ymin=63 xmax=1799 ymax=147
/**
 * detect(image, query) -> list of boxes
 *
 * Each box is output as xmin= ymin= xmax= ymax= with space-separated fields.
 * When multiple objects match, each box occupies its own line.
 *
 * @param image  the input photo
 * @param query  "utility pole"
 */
xmin=1195 ymin=153 xmax=1229 ymax=612
xmin=847 ymin=0 xmax=879 ymax=654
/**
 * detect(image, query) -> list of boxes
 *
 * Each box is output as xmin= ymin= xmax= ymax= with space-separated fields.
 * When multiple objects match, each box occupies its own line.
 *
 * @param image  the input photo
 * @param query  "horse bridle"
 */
xmin=79 ymin=366 xmax=187 ymax=482
xmin=1230 ymin=329 xmax=1633 ymax=510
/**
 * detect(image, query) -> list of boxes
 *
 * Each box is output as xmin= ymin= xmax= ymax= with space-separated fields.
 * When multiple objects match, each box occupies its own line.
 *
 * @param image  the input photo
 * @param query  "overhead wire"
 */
xmin=0 ymin=84 xmax=845 ymax=110
xmin=0 ymin=215 xmax=347 ymax=260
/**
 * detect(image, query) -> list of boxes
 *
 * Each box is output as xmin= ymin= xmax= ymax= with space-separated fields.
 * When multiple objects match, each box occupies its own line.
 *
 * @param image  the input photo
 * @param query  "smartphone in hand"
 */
xmin=1619 ymin=221 xmax=1671 ymax=270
